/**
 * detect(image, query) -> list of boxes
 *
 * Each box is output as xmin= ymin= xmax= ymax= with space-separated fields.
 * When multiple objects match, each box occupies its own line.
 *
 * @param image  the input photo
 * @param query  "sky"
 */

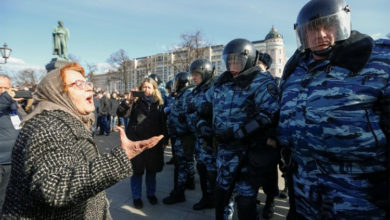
xmin=0 ymin=0 xmax=389 ymax=78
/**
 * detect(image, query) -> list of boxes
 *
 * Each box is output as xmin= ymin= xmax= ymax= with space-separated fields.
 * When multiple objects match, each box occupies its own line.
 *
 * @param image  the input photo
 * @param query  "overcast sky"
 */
xmin=1 ymin=0 xmax=389 ymax=77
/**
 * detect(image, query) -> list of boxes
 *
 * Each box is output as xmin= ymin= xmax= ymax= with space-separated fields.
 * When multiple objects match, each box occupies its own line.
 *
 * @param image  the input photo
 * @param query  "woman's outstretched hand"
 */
xmin=117 ymin=126 xmax=163 ymax=159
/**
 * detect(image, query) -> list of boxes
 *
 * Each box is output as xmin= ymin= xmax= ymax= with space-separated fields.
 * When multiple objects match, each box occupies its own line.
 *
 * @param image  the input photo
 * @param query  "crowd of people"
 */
xmin=0 ymin=0 xmax=388 ymax=219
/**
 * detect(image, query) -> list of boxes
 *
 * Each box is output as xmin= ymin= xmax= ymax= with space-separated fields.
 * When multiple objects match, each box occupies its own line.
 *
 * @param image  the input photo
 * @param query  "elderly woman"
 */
xmin=0 ymin=63 xmax=162 ymax=219
xmin=119 ymin=78 xmax=167 ymax=209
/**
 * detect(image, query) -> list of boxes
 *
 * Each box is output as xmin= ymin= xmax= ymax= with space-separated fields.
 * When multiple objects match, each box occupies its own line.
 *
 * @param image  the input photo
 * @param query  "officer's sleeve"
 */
xmin=233 ymin=77 xmax=280 ymax=140
xmin=198 ymin=85 xmax=214 ymax=119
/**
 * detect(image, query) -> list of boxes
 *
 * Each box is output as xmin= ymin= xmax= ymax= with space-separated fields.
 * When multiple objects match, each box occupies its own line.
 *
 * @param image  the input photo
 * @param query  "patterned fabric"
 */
xmin=278 ymin=36 xmax=390 ymax=218
xmin=203 ymin=67 xmax=280 ymax=196
xmin=1 ymin=110 xmax=133 ymax=219
xmin=187 ymin=79 xmax=217 ymax=172
xmin=293 ymin=166 xmax=387 ymax=219
xmin=278 ymin=38 xmax=390 ymax=174
xmin=168 ymin=87 xmax=193 ymax=136
xmin=168 ymin=86 xmax=195 ymax=189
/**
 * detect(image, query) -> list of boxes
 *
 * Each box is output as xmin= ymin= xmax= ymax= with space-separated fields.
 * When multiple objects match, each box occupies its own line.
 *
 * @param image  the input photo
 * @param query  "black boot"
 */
xmin=214 ymin=186 xmax=227 ymax=220
xmin=193 ymin=164 xmax=214 ymax=210
xmin=262 ymin=196 xmax=275 ymax=219
xmin=185 ymin=176 xmax=195 ymax=190
xmin=236 ymin=196 xmax=257 ymax=220
xmin=173 ymin=164 xmax=178 ymax=190
xmin=163 ymin=189 xmax=185 ymax=205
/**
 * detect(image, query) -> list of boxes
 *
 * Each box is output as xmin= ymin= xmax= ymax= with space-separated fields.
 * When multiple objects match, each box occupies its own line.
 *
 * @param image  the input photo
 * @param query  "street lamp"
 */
xmin=0 ymin=43 xmax=12 ymax=64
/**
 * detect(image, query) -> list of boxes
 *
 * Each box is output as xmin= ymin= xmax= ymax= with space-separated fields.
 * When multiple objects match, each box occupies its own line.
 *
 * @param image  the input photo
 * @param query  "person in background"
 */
xmin=109 ymin=91 xmax=120 ymax=132
xmin=92 ymin=90 xmax=103 ymax=137
xmin=278 ymin=0 xmax=389 ymax=218
xmin=117 ymin=93 xmax=131 ymax=131
xmin=163 ymin=72 xmax=196 ymax=205
xmin=99 ymin=92 xmax=110 ymax=136
xmin=186 ymin=59 xmax=217 ymax=211
xmin=163 ymin=79 xmax=176 ymax=165
xmin=0 ymin=74 xmax=22 ymax=213
xmin=148 ymin=73 xmax=168 ymax=105
xmin=119 ymin=78 xmax=168 ymax=209
xmin=1 ymin=63 xmax=162 ymax=219
xmin=255 ymin=52 xmax=280 ymax=219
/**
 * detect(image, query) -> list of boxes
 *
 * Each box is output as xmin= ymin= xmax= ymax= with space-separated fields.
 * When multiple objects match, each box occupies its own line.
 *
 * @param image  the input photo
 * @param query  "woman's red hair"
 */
xmin=60 ymin=62 xmax=85 ymax=92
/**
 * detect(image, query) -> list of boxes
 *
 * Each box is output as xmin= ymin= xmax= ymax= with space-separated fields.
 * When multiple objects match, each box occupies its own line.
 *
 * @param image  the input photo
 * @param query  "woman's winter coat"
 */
xmin=125 ymin=97 xmax=167 ymax=175
xmin=1 ymin=110 xmax=133 ymax=219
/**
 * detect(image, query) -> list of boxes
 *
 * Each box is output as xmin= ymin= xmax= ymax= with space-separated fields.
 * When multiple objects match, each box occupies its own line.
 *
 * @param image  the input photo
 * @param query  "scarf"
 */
xmin=22 ymin=68 xmax=95 ymax=129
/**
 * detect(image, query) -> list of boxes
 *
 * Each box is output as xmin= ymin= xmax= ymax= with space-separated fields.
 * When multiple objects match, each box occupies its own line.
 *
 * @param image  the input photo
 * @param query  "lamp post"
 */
xmin=0 ymin=43 xmax=12 ymax=64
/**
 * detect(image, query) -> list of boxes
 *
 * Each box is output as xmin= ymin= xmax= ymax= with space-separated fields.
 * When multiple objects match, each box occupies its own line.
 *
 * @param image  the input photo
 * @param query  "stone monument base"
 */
xmin=46 ymin=58 xmax=72 ymax=72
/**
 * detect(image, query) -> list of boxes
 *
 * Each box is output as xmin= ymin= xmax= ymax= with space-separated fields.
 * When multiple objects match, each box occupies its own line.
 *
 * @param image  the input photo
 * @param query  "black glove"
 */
xmin=199 ymin=102 xmax=212 ymax=118
xmin=187 ymin=102 xmax=196 ymax=114
xmin=215 ymin=127 xmax=234 ymax=144
xmin=178 ymin=113 xmax=186 ymax=123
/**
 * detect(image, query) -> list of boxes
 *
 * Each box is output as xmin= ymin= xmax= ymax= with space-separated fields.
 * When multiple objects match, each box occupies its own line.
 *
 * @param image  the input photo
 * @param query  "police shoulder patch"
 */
xmin=266 ymin=83 xmax=279 ymax=99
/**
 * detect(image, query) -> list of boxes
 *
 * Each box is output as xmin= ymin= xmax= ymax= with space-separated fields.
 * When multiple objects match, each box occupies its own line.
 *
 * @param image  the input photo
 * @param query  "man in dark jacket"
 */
xmin=99 ymin=92 xmax=110 ymax=136
xmin=0 ymin=74 xmax=21 ymax=211
xmin=92 ymin=91 xmax=102 ymax=137
xmin=108 ymin=92 xmax=120 ymax=132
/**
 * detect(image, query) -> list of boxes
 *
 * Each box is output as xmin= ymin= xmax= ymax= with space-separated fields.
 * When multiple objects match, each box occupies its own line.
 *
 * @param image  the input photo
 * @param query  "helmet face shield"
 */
xmin=222 ymin=52 xmax=248 ymax=74
xmin=295 ymin=10 xmax=351 ymax=50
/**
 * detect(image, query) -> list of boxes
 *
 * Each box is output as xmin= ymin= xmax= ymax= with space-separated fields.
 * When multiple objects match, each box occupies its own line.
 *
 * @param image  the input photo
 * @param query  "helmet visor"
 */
xmin=222 ymin=53 xmax=248 ymax=74
xmin=295 ymin=10 xmax=351 ymax=50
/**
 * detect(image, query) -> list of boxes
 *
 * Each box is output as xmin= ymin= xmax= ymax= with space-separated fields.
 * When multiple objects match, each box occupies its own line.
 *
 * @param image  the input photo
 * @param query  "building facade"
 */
xmin=94 ymin=27 xmax=286 ymax=94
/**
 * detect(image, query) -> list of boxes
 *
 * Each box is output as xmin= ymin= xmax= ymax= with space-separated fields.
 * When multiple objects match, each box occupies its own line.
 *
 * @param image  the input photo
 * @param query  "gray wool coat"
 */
xmin=1 ymin=110 xmax=133 ymax=219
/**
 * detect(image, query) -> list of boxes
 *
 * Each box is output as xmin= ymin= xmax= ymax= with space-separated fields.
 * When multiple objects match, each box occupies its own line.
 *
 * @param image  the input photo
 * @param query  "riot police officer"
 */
xmin=201 ymin=39 xmax=280 ymax=220
xmin=255 ymin=52 xmax=280 ymax=219
xmin=186 ymin=59 xmax=217 ymax=210
xmin=164 ymin=79 xmax=176 ymax=165
xmin=148 ymin=73 xmax=168 ymax=105
xmin=163 ymin=72 xmax=196 ymax=204
xmin=278 ymin=0 xmax=390 ymax=219
xmin=257 ymin=52 xmax=272 ymax=72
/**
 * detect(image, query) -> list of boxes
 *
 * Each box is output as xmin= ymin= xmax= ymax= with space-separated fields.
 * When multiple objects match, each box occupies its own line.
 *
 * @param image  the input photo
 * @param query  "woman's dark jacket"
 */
xmin=1 ymin=110 xmax=133 ymax=219
xmin=124 ymin=97 xmax=167 ymax=175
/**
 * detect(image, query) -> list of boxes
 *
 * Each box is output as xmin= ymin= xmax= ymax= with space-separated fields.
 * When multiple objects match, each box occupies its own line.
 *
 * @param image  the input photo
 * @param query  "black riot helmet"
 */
xmin=165 ymin=79 xmax=173 ymax=92
xmin=222 ymin=38 xmax=257 ymax=76
xmin=189 ymin=59 xmax=214 ymax=83
xmin=172 ymin=72 xmax=191 ymax=93
xmin=148 ymin=73 xmax=162 ymax=85
xmin=258 ymin=52 xmax=272 ymax=70
xmin=294 ymin=0 xmax=351 ymax=52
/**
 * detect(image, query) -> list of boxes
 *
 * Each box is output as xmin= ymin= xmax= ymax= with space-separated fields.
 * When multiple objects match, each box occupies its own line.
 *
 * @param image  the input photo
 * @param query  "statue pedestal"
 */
xmin=46 ymin=58 xmax=72 ymax=72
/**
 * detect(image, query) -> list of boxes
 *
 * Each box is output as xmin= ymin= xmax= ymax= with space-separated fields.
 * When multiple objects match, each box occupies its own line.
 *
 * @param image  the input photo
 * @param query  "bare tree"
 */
xmin=14 ymin=69 xmax=44 ymax=88
xmin=107 ymin=49 xmax=131 ymax=93
xmin=170 ymin=30 xmax=211 ymax=73
xmin=85 ymin=63 xmax=97 ymax=86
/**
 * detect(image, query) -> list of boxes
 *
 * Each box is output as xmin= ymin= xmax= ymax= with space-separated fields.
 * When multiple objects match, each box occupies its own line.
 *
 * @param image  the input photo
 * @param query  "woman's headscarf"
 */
xmin=22 ymin=66 xmax=95 ymax=129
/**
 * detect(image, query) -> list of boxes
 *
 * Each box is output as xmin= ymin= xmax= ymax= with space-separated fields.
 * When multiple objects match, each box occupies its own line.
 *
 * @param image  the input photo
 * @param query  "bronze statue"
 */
xmin=52 ymin=21 xmax=69 ymax=60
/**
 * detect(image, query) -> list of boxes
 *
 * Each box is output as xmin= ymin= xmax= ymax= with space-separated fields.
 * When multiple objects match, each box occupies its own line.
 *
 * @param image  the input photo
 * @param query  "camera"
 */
xmin=131 ymin=91 xmax=145 ymax=98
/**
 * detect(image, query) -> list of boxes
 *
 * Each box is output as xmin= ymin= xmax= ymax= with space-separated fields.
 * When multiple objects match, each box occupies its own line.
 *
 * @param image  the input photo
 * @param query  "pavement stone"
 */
xmin=95 ymin=132 xmax=288 ymax=220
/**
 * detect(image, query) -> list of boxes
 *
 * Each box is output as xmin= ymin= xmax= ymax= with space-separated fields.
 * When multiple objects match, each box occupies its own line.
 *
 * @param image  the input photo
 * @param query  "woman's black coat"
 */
xmin=125 ymin=97 xmax=167 ymax=175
